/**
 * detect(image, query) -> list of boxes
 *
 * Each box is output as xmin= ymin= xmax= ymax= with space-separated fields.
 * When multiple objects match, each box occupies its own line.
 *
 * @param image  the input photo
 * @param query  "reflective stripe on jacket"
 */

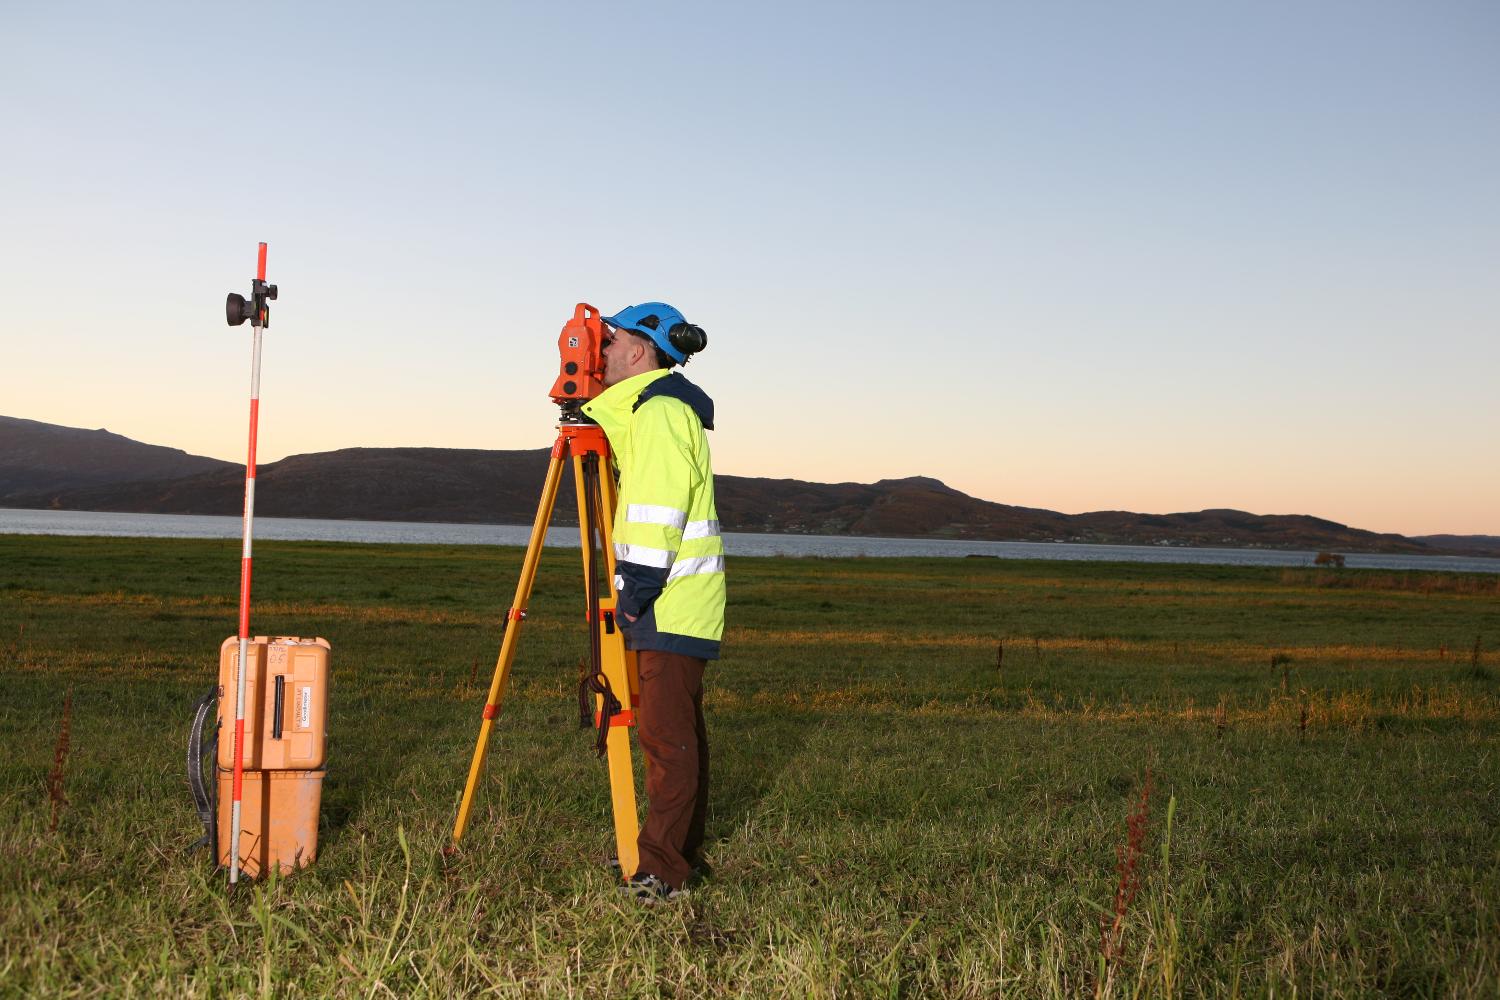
xmin=582 ymin=369 xmax=725 ymax=659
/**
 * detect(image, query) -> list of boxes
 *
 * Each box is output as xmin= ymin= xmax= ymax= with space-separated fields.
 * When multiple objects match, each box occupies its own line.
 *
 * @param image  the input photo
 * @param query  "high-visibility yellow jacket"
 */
xmin=582 ymin=368 xmax=725 ymax=660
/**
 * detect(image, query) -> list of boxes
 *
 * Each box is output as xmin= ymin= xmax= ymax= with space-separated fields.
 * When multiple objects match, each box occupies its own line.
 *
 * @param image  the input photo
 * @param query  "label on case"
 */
xmin=299 ymin=686 xmax=311 ymax=729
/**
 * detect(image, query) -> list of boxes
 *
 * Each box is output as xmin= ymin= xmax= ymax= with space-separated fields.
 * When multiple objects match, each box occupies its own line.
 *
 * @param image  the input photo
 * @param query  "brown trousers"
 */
xmin=634 ymin=649 xmax=709 ymax=890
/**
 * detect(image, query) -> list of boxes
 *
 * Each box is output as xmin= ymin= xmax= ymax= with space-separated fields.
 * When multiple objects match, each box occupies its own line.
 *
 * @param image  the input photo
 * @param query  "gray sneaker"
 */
xmin=620 ymin=872 xmax=685 ymax=903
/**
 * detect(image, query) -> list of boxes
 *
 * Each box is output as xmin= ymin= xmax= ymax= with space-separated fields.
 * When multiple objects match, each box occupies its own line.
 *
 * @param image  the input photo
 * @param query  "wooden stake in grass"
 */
xmin=1271 ymin=653 xmax=1292 ymax=694
xmin=996 ymin=641 xmax=1004 ymax=673
xmin=47 ymin=687 xmax=73 ymax=833
xmin=1470 ymin=635 xmax=1489 ymax=681
xmin=1099 ymin=769 xmax=1153 ymax=983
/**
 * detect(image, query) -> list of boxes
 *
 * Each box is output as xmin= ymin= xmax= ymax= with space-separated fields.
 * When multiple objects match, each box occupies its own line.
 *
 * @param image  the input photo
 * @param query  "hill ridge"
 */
xmin=1 ymin=415 xmax=1486 ymax=555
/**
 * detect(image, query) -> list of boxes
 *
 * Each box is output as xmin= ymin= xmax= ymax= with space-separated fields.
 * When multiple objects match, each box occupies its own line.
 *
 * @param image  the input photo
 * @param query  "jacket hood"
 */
xmin=632 ymin=372 xmax=714 ymax=430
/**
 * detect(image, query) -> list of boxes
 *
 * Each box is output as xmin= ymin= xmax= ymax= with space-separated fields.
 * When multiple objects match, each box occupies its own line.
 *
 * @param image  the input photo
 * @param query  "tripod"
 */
xmin=451 ymin=409 xmax=643 ymax=878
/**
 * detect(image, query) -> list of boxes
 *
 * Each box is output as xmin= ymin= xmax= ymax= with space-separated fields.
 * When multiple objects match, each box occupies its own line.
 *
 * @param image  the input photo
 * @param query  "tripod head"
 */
xmin=550 ymin=303 xmax=607 ymax=409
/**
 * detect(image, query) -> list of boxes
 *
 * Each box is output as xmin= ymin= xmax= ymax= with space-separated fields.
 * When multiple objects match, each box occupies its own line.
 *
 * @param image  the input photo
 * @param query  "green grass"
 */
xmin=2 ymin=534 xmax=1498 ymax=997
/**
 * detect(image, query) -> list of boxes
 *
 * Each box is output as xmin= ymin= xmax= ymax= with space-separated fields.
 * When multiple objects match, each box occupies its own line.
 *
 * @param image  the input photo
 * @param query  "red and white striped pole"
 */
xmin=228 ymin=242 xmax=270 ymax=886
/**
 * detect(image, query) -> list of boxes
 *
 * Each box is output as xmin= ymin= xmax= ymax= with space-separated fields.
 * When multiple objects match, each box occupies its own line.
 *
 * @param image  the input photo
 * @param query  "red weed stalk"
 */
xmin=1099 ymin=769 xmax=1154 ymax=972
xmin=47 ymin=687 xmax=73 ymax=832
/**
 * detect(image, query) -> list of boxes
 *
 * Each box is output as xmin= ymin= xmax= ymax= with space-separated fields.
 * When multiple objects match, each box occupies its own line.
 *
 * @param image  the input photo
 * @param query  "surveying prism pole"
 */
xmin=451 ymin=306 xmax=642 ymax=879
xmin=224 ymin=243 xmax=277 ymax=886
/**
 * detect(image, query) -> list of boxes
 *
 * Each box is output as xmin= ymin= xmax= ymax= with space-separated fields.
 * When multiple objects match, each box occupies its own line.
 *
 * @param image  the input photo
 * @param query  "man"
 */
xmin=581 ymin=301 xmax=724 ymax=903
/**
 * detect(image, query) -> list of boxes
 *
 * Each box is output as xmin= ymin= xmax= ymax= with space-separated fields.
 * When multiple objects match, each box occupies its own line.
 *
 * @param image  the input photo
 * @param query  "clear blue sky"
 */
xmin=4 ymin=1 xmax=1497 ymax=535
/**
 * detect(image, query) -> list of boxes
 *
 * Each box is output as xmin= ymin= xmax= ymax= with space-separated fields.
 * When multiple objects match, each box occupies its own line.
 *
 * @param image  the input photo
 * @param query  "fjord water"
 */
xmin=3 ymin=508 xmax=1496 ymax=573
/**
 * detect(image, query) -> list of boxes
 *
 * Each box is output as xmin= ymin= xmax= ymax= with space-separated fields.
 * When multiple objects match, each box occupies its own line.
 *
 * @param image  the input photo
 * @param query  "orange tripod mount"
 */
xmin=451 ymin=304 xmax=644 ymax=879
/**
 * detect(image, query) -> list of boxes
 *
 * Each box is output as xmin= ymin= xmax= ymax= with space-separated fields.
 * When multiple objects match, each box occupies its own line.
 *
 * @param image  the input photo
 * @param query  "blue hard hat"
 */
xmin=603 ymin=301 xmax=691 ymax=365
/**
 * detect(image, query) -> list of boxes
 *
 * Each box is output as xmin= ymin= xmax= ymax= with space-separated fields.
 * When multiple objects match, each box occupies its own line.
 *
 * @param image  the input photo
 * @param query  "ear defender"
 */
xmin=668 ymin=322 xmax=707 ymax=357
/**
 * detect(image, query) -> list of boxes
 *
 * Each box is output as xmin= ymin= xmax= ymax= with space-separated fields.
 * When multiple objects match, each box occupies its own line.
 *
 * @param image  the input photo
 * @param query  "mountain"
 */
xmin=8 ymin=445 xmax=561 ymax=524
xmin=1411 ymin=534 xmax=1500 ymax=558
xmin=0 ymin=415 xmax=233 ymax=502
xmin=715 ymin=475 xmax=1077 ymax=540
xmin=714 ymin=483 xmax=1427 ymax=551
xmin=0 ymin=416 xmax=1484 ymax=555
xmin=1067 ymin=508 xmax=1422 ymax=553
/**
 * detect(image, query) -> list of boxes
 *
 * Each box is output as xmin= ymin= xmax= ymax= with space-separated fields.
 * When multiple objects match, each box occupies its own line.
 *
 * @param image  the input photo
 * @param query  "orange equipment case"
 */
xmin=215 ymin=767 xmax=324 ymax=878
xmin=216 ymin=636 xmax=330 ymax=875
xmin=218 ymin=636 xmax=329 ymax=770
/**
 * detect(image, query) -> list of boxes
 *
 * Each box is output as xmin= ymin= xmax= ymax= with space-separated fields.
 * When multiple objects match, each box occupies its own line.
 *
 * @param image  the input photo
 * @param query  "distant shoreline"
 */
xmin=4 ymin=508 xmax=1499 ymax=574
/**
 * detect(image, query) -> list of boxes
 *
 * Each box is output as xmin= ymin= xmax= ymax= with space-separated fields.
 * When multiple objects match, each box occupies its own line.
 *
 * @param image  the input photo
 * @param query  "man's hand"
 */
xmin=622 ymin=611 xmax=637 ymax=623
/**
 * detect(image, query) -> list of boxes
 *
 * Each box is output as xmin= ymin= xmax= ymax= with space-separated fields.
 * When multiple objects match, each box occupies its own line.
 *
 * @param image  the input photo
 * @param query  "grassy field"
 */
xmin=2 ymin=533 xmax=1498 ymax=998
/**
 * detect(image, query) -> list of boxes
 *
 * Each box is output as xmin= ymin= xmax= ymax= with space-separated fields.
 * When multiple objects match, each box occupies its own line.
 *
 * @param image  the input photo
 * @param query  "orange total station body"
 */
xmin=550 ymin=303 xmax=607 ymax=405
xmin=216 ymin=636 xmax=330 ymax=877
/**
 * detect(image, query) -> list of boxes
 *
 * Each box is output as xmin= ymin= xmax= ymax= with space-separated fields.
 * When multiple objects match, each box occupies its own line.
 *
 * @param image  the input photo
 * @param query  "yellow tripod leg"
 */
xmin=598 ymin=462 xmax=640 ymax=708
xmin=452 ymin=440 xmax=568 ymax=844
xmin=596 ymin=461 xmax=642 ymax=870
xmin=598 ymin=622 xmax=640 ymax=878
xmin=573 ymin=450 xmax=642 ymax=879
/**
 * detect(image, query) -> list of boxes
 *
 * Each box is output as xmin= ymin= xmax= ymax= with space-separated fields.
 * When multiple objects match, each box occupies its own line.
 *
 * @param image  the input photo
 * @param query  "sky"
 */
xmin=2 ymin=1 xmax=1496 ymax=537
